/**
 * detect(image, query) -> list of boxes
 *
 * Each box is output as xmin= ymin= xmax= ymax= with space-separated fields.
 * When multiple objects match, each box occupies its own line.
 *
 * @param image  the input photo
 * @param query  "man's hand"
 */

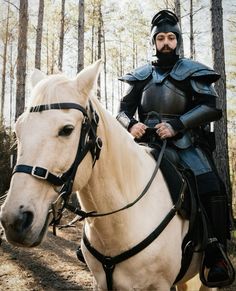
xmin=129 ymin=122 xmax=147 ymax=139
xmin=155 ymin=122 xmax=177 ymax=139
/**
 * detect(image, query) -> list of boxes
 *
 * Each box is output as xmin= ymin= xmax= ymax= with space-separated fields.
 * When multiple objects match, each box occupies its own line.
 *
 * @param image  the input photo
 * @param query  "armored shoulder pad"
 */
xmin=190 ymin=79 xmax=218 ymax=97
xmin=119 ymin=64 xmax=152 ymax=82
xmin=170 ymin=58 xmax=220 ymax=83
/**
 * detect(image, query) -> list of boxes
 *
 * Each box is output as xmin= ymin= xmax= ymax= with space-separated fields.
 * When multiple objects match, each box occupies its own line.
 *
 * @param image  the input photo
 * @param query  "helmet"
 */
xmin=151 ymin=10 xmax=182 ymax=56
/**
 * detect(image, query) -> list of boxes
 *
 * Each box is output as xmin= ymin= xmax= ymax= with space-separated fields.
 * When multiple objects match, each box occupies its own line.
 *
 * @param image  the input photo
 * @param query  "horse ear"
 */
xmin=30 ymin=69 xmax=46 ymax=88
xmin=75 ymin=60 xmax=102 ymax=96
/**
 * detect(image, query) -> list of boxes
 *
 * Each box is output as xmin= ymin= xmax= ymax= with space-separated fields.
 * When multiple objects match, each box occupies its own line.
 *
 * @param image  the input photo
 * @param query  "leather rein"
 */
xmin=12 ymin=101 xmax=183 ymax=290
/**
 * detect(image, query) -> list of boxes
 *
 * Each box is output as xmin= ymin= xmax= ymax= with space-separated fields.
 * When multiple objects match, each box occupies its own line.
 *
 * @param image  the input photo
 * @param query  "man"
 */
xmin=117 ymin=10 xmax=234 ymax=287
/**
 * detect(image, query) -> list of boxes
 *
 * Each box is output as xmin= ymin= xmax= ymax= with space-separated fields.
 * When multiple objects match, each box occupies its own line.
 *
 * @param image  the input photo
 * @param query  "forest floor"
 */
xmin=0 ymin=210 xmax=235 ymax=291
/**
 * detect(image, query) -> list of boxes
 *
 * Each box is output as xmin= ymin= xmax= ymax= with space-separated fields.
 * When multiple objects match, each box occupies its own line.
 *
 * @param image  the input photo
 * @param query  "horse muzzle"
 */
xmin=0 ymin=205 xmax=52 ymax=247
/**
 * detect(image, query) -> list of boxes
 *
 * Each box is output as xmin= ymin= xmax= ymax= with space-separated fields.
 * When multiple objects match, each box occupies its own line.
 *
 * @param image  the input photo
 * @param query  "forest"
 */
xmin=0 ymin=0 xmax=236 ymax=218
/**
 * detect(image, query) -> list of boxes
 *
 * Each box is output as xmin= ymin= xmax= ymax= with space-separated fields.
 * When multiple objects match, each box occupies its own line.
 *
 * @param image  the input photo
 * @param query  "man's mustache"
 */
xmin=160 ymin=45 xmax=174 ymax=52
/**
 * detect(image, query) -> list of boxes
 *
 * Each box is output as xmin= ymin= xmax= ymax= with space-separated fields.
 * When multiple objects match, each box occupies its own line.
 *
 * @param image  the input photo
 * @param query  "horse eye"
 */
xmin=58 ymin=125 xmax=74 ymax=136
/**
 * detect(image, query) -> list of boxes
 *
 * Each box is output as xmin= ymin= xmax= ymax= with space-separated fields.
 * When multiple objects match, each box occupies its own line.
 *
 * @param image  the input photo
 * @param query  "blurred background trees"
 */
xmin=0 ymin=121 xmax=14 ymax=196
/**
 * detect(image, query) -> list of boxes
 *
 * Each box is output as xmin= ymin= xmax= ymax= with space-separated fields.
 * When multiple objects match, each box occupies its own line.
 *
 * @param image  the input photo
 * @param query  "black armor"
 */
xmin=117 ymin=59 xmax=221 ymax=139
xmin=118 ymin=58 xmax=222 ymax=169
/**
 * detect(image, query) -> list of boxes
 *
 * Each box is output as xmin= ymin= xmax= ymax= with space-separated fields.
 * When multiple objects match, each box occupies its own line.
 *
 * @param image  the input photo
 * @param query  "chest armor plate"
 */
xmin=141 ymin=76 xmax=188 ymax=117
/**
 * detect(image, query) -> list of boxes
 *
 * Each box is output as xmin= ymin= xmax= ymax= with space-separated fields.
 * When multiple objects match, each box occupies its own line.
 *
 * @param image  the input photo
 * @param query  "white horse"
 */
xmin=0 ymin=61 xmax=217 ymax=291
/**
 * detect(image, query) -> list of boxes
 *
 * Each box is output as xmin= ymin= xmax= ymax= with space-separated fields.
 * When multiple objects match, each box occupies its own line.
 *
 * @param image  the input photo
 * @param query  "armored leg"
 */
xmin=197 ymin=176 xmax=235 ymax=287
xmin=201 ymin=194 xmax=228 ymax=248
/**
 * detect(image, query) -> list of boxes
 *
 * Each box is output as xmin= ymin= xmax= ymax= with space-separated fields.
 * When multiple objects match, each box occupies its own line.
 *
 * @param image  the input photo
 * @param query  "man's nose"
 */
xmin=163 ymin=38 xmax=169 ymax=45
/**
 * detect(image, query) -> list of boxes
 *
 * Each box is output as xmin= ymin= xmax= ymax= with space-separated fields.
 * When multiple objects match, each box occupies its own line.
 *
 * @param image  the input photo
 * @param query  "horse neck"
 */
xmin=86 ymin=104 xmax=152 ymax=211
xmin=79 ymin=102 xmax=168 ymax=250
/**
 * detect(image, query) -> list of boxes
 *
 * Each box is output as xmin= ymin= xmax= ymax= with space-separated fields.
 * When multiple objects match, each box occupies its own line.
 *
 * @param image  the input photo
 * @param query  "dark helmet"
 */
xmin=151 ymin=10 xmax=182 ymax=56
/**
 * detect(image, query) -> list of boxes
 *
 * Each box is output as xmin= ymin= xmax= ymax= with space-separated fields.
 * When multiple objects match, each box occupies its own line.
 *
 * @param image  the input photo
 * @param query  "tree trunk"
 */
xmin=119 ymin=40 xmax=123 ymax=97
xmin=46 ymin=28 xmax=49 ymax=74
xmin=103 ymin=26 xmax=108 ymax=109
xmin=132 ymin=32 xmax=135 ymax=69
xmin=189 ymin=0 xmax=195 ymax=59
xmin=58 ymin=0 xmax=65 ymax=71
xmin=15 ymin=0 xmax=28 ymax=121
xmin=91 ymin=5 xmax=95 ymax=63
xmin=51 ymin=36 xmax=55 ymax=74
xmin=9 ymin=41 xmax=14 ymax=131
xmin=1 ymin=2 xmax=10 ymax=121
xmin=174 ymin=0 xmax=184 ymax=57
xmin=97 ymin=1 xmax=102 ymax=100
xmin=77 ymin=0 xmax=84 ymax=73
xmin=35 ymin=0 xmax=44 ymax=69
xmin=211 ymin=1 xmax=232 ymax=201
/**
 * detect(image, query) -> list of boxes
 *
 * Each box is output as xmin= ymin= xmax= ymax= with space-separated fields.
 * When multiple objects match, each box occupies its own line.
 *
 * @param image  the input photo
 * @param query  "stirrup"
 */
xmin=200 ymin=243 xmax=235 ymax=287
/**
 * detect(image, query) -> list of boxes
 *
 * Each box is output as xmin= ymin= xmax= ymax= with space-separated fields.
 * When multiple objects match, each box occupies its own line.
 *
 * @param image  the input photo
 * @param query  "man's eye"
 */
xmin=58 ymin=125 xmax=74 ymax=136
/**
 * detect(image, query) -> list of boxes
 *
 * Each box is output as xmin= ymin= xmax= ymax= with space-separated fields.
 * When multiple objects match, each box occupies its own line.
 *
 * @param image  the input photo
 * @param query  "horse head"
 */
xmin=0 ymin=60 xmax=102 ymax=247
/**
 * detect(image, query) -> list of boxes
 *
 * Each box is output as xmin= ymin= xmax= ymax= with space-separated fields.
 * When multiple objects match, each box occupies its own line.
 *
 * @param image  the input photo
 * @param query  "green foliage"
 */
xmin=0 ymin=121 xmax=14 ymax=196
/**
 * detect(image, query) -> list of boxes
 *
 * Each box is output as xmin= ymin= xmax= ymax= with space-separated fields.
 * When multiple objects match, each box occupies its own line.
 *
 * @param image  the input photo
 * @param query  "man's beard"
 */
xmin=156 ymin=47 xmax=179 ymax=68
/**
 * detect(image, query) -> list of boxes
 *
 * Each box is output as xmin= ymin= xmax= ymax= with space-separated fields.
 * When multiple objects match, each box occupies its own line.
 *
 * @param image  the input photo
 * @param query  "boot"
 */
xmin=202 ymin=239 xmax=235 ymax=287
xmin=200 ymin=195 xmax=235 ymax=287
xmin=205 ymin=240 xmax=229 ymax=283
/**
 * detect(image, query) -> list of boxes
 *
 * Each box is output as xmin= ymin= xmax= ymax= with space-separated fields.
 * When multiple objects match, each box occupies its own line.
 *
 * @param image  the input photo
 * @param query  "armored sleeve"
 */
xmin=181 ymin=79 xmax=222 ymax=128
xmin=116 ymin=81 xmax=144 ymax=130
xmin=167 ymin=58 xmax=222 ymax=130
xmin=117 ymin=64 xmax=152 ymax=130
xmin=168 ymin=79 xmax=222 ymax=131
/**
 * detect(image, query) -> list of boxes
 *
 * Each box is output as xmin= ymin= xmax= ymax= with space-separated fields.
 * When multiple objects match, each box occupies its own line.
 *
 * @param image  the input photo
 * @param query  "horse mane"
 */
xmin=90 ymin=96 xmax=154 ymax=201
xmin=90 ymin=96 xmax=135 ymax=148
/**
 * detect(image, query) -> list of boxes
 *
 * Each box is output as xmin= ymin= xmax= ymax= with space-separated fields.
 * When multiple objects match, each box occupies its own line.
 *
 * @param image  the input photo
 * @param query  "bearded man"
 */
xmin=117 ymin=9 xmax=234 ymax=288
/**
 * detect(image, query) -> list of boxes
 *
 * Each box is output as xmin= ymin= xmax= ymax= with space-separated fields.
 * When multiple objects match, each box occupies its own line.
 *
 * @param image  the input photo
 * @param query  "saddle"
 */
xmin=150 ymin=145 xmax=209 ymax=283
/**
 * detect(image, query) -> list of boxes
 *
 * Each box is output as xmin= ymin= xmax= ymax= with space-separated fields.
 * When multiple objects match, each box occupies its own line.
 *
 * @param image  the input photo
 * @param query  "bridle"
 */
xmin=13 ymin=100 xmax=168 ymax=224
xmin=13 ymin=101 xmax=103 ymax=228
xmin=12 ymin=100 xmax=184 ymax=290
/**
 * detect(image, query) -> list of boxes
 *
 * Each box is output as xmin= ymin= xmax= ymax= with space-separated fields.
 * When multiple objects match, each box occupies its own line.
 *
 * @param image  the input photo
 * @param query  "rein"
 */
xmin=66 ymin=139 xmax=167 ymax=220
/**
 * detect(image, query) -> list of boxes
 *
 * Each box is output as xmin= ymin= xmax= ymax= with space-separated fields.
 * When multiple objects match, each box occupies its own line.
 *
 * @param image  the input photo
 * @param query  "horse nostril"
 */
xmin=14 ymin=211 xmax=34 ymax=233
xmin=22 ymin=211 xmax=34 ymax=229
